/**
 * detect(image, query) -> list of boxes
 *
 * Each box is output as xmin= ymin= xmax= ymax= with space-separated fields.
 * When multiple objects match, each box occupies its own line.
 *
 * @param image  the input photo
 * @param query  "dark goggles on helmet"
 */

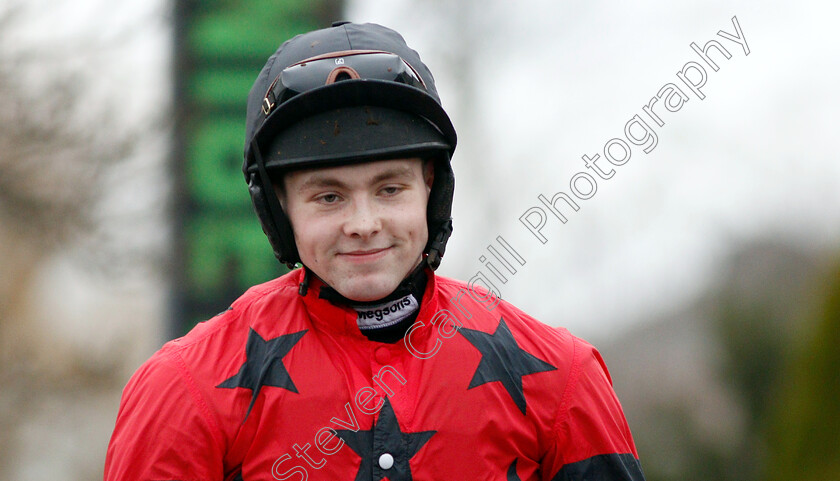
xmin=261 ymin=50 xmax=427 ymax=116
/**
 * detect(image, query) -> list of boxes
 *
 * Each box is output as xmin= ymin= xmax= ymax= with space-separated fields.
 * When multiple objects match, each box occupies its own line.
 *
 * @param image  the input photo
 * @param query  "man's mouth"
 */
xmin=339 ymin=247 xmax=391 ymax=260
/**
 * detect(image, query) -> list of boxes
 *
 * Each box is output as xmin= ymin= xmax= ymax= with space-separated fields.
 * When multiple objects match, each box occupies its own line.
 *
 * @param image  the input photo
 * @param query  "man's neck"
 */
xmin=317 ymin=262 xmax=429 ymax=343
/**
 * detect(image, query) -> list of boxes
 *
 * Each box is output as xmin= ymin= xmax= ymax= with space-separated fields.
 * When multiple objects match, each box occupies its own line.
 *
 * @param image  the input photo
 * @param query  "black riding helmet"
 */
xmin=243 ymin=22 xmax=457 ymax=271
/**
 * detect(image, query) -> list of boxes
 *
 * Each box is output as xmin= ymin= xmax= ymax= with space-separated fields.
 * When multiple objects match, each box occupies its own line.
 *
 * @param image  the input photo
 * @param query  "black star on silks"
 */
xmin=459 ymin=317 xmax=557 ymax=415
xmin=334 ymin=398 xmax=435 ymax=481
xmin=217 ymin=328 xmax=307 ymax=419
xmin=508 ymin=459 xmax=522 ymax=481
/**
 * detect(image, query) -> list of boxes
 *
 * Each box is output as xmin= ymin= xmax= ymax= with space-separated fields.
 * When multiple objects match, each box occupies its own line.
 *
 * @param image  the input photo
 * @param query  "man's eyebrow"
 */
xmin=368 ymin=165 xmax=415 ymax=184
xmin=296 ymin=176 xmax=347 ymax=192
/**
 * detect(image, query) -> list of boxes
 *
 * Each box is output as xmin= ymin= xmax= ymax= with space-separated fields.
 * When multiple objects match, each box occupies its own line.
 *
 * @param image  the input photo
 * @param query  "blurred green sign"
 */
xmin=174 ymin=0 xmax=342 ymax=336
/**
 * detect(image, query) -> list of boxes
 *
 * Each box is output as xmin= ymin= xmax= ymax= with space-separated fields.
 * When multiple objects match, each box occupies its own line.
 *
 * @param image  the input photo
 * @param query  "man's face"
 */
xmin=280 ymin=158 xmax=434 ymax=302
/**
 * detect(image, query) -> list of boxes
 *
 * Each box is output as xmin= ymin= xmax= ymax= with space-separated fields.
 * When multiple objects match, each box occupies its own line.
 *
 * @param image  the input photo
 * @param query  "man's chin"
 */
xmin=335 ymin=274 xmax=399 ymax=303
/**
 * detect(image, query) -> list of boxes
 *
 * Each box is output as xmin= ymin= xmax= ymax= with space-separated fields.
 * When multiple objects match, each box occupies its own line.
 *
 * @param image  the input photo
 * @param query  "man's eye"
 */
xmin=381 ymin=186 xmax=401 ymax=195
xmin=318 ymin=193 xmax=340 ymax=204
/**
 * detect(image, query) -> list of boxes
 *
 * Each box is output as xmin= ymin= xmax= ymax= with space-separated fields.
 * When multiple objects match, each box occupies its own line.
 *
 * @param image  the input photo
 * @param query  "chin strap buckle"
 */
xmin=298 ymin=267 xmax=312 ymax=296
xmin=426 ymin=218 xmax=453 ymax=271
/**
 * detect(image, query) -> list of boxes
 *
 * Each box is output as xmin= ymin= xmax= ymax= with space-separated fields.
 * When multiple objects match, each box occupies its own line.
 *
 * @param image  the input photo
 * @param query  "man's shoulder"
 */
xmin=148 ymin=270 xmax=305 ymax=371
xmin=115 ymin=271 xmax=306 ymax=418
xmin=431 ymin=273 xmax=576 ymax=356
xmin=430 ymin=274 xmax=596 ymax=417
xmin=233 ymin=268 xmax=303 ymax=309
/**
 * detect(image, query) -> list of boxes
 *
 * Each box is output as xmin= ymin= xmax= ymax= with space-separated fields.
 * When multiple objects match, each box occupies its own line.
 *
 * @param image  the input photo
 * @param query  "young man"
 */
xmin=105 ymin=22 xmax=645 ymax=481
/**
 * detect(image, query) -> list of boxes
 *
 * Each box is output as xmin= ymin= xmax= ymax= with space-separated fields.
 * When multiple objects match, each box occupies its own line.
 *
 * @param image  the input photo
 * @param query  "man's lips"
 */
xmin=338 ymin=247 xmax=391 ymax=259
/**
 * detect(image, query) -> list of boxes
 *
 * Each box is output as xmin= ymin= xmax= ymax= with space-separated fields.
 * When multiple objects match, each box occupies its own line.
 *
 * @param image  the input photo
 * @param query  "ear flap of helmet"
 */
xmin=425 ymin=154 xmax=455 ymax=270
xmin=248 ymin=141 xmax=300 ymax=268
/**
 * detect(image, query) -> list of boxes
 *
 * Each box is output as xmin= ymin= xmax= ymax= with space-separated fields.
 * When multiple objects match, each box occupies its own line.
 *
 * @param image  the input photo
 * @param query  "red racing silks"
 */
xmin=105 ymin=269 xmax=644 ymax=481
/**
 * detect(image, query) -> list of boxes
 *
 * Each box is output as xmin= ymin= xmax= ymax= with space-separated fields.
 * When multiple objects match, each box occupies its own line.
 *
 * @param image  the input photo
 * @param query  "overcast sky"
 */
xmin=6 ymin=0 xmax=838 ymax=342
xmin=348 ymin=0 xmax=840 ymax=338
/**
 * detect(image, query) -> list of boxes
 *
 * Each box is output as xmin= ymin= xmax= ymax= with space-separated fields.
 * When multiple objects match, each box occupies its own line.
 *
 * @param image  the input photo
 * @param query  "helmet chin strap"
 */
xmin=298 ymin=267 xmax=313 ymax=296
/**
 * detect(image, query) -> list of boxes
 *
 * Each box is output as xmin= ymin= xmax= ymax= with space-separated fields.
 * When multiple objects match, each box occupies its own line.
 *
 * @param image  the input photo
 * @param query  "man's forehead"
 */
xmin=285 ymin=157 xmax=424 ymax=188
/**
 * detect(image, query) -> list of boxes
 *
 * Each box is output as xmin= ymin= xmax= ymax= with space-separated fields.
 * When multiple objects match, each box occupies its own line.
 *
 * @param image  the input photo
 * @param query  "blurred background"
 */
xmin=0 ymin=0 xmax=837 ymax=479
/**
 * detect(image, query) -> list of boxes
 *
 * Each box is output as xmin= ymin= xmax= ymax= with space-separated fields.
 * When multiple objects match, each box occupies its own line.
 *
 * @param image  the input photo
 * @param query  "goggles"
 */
xmin=261 ymin=50 xmax=427 ymax=116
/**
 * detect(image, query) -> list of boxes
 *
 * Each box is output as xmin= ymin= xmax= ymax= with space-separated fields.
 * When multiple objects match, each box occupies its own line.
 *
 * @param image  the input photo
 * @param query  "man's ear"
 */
xmin=272 ymin=175 xmax=287 ymax=210
xmin=423 ymin=158 xmax=435 ymax=193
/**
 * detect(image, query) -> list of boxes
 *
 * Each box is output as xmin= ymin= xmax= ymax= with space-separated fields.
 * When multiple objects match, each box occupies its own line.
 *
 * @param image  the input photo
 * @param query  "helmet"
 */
xmin=243 ymin=22 xmax=457 ymax=271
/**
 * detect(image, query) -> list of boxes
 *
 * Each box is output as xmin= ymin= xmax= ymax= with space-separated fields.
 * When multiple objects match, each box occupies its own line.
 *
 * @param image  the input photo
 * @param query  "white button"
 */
xmin=378 ymin=453 xmax=394 ymax=470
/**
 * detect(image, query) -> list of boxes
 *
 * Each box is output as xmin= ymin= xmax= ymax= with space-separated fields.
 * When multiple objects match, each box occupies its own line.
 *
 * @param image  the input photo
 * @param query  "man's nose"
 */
xmin=343 ymin=196 xmax=382 ymax=238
